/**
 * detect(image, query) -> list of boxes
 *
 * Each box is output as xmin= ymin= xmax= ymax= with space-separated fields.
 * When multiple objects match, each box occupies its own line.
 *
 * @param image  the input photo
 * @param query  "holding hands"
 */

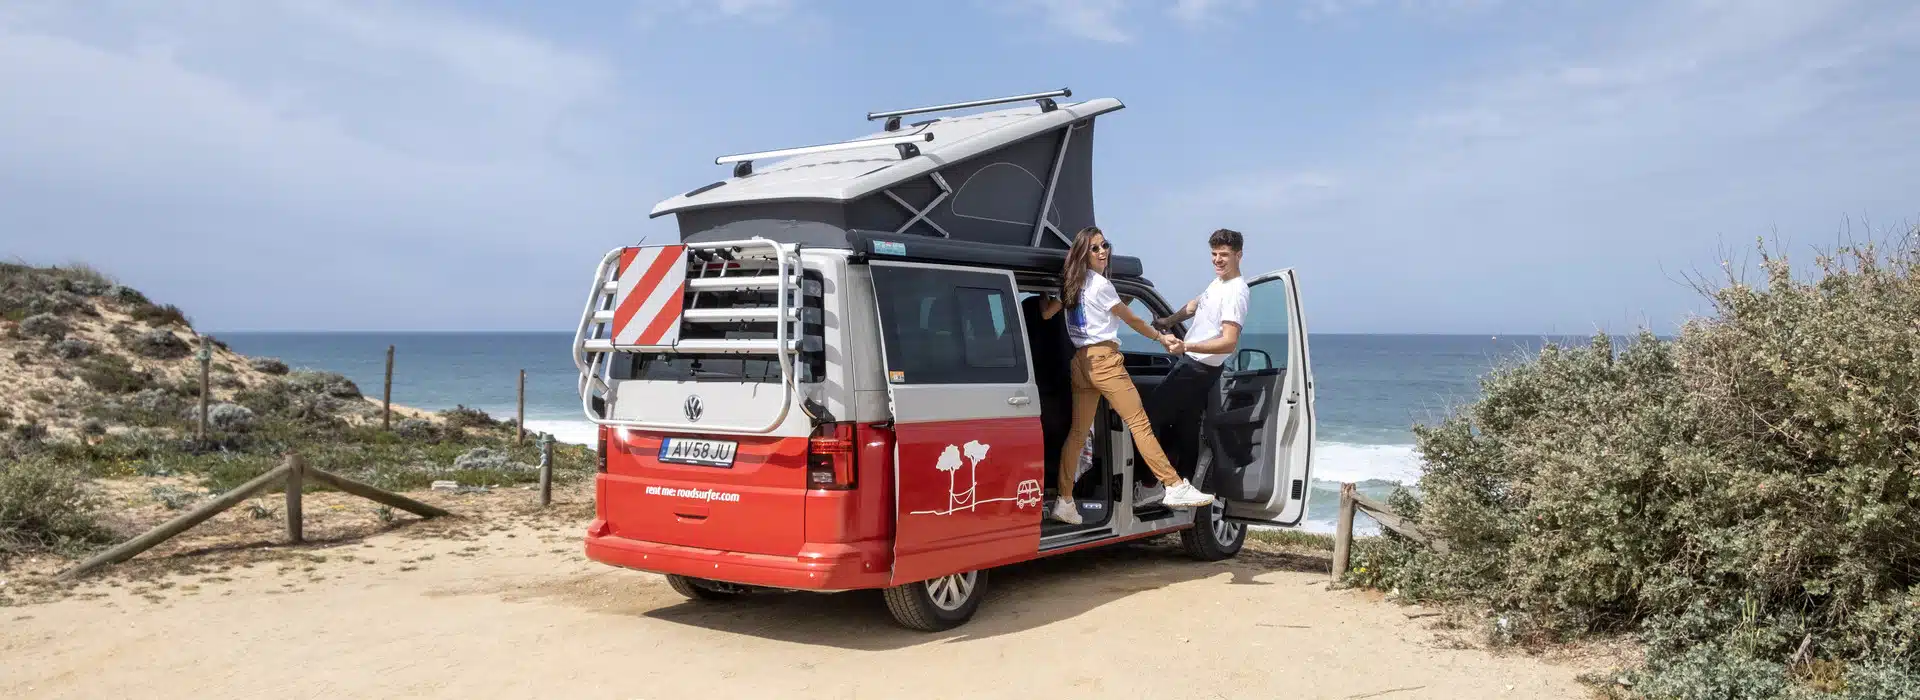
xmin=1159 ymin=333 xmax=1185 ymax=355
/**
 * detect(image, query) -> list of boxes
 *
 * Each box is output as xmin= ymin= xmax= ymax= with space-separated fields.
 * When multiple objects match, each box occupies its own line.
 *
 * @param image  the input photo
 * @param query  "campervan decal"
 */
xmin=910 ymin=440 xmax=1041 ymax=516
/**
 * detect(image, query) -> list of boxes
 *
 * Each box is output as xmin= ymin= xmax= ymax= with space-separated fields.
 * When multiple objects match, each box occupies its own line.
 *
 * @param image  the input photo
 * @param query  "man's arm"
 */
xmin=1180 ymin=321 xmax=1241 ymax=355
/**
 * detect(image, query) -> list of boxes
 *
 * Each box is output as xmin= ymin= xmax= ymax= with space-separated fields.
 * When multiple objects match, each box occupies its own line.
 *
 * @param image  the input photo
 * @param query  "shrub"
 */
xmin=19 ymin=312 xmax=68 ymax=340
xmin=51 ymin=338 xmax=92 ymax=359
xmin=249 ymin=357 xmax=289 ymax=375
xmin=286 ymin=370 xmax=361 ymax=399
xmin=108 ymin=284 xmax=148 ymax=306
xmin=1371 ymin=236 xmax=1920 ymax=692
xmin=203 ymin=403 xmax=257 ymax=433
xmin=441 ymin=405 xmax=498 ymax=429
xmin=395 ymin=418 xmax=441 ymax=442
xmin=0 ymin=457 xmax=113 ymax=559
xmin=129 ymin=329 xmax=191 ymax=360
xmin=130 ymin=302 xmax=189 ymax=328
xmin=78 ymin=354 xmax=153 ymax=394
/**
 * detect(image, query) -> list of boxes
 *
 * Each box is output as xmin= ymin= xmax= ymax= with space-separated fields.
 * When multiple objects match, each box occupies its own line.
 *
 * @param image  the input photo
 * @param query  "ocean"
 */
xmin=215 ymin=332 xmax=1580 ymax=533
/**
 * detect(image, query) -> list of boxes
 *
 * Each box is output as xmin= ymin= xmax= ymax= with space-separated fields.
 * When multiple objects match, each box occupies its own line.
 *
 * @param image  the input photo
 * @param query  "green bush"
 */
xmin=1371 ymin=236 xmax=1920 ymax=694
xmin=441 ymin=404 xmax=501 ymax=429
xmin=130 ymin=302 xmax=189 ymax=328
xmin=0 ymin=456 xmax=114 ymax=560
xmin=77 ymin=354 xmax=153 ymax=394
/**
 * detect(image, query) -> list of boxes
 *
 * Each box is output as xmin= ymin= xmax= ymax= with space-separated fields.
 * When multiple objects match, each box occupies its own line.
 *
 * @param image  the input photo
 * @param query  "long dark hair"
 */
xmin=1060 ymin=226 xmax=1106 ymax=308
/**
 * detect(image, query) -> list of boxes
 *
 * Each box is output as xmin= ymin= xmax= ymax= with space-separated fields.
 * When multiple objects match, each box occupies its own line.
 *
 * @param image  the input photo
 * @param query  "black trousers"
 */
xmin=1139 ymin=356 xmax=1224 ymax=484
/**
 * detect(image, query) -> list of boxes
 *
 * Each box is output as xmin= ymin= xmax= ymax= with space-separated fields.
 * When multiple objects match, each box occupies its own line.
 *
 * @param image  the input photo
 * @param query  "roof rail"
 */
xmin=714 ymin=130 xmax=935 ymax=178
xmin=867 ymin=88 xmax=1072 ymax=131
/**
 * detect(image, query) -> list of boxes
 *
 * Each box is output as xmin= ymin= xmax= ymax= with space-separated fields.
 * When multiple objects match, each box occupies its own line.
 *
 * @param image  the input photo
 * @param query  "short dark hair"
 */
xmin=1209 ymin=228 xmax=1243 ymax=252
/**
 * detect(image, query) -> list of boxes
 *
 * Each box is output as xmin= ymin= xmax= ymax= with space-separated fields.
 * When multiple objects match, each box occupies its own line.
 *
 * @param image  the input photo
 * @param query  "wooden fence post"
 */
xmin=517 ymin=369 xmax=526 ymax=445
xmin=537 ymin=433 xmax=553 ymax=507
xmin=286 ymin=453 xmax=305 ymax=544
xmin=304 ymin=468 xmax=452 ymax=519
xmin=382 ymin=344 xmax=394 ymax=431
xmin=57 ymin=461 xmax=292 ymax=581
xmin=196 ymin=338 xmax=212 ymax=440
xmin=1331 ymin=482 xmax=1356 ymax=580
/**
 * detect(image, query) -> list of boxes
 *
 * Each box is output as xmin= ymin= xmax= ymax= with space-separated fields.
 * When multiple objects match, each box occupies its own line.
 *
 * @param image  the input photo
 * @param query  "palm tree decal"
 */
xmin=910 ymin=440 xmax=1036 ymax=516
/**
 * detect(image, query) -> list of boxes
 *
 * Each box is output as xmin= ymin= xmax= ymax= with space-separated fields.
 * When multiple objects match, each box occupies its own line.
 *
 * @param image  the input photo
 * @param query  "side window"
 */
xmin=1115 ymin=297 xmax=1168 ymax=355
xmin=871 ymin=266 xmax=1029 ymax=385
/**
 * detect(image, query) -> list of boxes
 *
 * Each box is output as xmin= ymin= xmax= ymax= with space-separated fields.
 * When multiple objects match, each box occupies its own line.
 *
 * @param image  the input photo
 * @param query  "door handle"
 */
xmin=1008 ymin=396 xmax=1032 ymax=406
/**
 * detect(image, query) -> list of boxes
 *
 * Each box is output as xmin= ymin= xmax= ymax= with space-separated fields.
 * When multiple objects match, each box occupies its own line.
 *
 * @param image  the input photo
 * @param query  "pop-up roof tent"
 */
xmin=647 ymin=89 xmax=1141 ymax=277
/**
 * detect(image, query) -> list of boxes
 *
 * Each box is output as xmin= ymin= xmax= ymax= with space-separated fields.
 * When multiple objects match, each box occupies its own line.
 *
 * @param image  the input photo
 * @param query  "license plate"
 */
xmin=658 ymin=437 xmax=738 ymax=467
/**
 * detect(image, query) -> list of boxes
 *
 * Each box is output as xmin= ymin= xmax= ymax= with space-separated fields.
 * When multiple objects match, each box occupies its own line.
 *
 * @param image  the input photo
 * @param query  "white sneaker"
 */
xmin=1133 ymin=483 xmax=1165 ymax=508
xmin=1050 ymin=498 xmax=1083 ymax=525
xmin=1161 ymin=480 xmax=1215 ymax=508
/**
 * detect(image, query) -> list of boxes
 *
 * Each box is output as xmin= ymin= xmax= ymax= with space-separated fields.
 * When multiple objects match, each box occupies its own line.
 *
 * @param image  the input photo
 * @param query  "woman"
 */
xmin=1041 ymin=227 xmax=1216 ymax=525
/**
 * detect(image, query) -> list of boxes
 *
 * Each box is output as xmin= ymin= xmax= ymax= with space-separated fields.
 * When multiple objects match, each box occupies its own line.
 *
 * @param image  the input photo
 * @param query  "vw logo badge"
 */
xmin=683 ymin=395 xmax=704 ymax=422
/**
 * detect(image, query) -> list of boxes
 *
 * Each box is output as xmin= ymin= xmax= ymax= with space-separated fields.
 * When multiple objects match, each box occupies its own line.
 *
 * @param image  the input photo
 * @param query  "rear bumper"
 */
xmin=584 ymin=521 xmax=893 ymax=591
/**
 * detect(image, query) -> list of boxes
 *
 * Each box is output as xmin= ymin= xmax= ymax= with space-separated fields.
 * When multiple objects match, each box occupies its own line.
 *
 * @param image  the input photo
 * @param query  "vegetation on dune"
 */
xmin=1350 ymin=231 xmax=1920 ymax=698
xmin=0 ymin=262 xmax=596 ymax=565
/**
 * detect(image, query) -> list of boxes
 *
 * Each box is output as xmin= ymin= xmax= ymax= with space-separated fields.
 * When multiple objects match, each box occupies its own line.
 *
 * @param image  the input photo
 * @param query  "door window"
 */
xmin=1114 ymin=297 xmax=1170 ymax=355
xmin=872 ymin=267 xmax=1029 ymax=385
xmin=1226 ymin=281 xmax=1290 ymax=374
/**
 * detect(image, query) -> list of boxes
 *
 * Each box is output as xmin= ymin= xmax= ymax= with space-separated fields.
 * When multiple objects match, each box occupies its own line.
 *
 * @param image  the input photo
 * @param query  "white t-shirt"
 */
xmin=1065 ymin=272 xmax=1122 ymax=347
xmin=1182 ymin=276 xmax=1250 ymax=366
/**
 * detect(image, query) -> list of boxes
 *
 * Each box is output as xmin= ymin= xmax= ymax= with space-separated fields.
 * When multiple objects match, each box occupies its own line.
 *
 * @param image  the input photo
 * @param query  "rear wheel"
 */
xmin=883 ymin=570 xmax=987 ymax=632
xmin=1181 ymin=499 xmax=1245 ymax=561
xmin=666 ymin=574 xmax=742 ymax=601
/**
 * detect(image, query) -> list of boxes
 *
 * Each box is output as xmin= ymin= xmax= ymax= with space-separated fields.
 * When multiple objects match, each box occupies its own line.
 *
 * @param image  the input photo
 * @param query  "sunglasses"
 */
xmin=1091 ymin=241 xmax=1111 ymax=252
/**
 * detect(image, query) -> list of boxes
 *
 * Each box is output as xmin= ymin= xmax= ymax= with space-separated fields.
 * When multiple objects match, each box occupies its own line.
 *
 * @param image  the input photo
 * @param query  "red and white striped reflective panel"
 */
xmin=608 ymin=245 xmax=688 ymax=348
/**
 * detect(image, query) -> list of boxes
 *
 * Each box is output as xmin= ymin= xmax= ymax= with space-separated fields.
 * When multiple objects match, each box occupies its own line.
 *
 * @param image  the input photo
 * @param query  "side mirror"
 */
xmin=1234 ymin=348 xmax=1274 ymax=373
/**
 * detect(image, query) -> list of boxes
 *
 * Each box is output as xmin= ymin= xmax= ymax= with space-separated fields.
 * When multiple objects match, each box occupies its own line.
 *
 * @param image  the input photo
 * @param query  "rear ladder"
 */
xmin=572 ymin=237 xmax=820 ymax=434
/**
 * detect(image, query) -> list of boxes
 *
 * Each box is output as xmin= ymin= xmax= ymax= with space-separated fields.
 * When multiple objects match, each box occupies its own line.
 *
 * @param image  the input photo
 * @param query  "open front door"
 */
xmin=869 ymin=262 xmax=1046 ymax=585
xmin=1205 ymin=269 xmax=1316 ymax=526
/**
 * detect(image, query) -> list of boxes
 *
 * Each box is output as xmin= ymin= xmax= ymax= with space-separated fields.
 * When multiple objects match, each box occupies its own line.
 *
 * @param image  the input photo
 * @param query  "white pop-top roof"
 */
xmin=648 ymin=97 xmax=1125 ymax=218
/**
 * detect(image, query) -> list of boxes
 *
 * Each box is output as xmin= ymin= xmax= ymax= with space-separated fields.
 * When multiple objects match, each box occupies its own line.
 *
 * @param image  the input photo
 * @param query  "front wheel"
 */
xmin=883 ymin=570 xmax=988 ymax=632
xmin=1181 ymin=499 xmax=1246 ymax=561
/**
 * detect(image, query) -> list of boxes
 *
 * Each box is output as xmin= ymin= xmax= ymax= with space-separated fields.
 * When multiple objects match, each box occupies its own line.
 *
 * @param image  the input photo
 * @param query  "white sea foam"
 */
xmin=1311 ymin=441 xmax=1423 ymax=485
xmin=525 ymin=420 xmax=599 ymax=450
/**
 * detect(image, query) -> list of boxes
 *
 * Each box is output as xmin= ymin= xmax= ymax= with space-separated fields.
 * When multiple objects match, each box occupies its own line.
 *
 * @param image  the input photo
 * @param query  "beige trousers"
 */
xmin=1057 ymin=341 xmax=1182 ymax=498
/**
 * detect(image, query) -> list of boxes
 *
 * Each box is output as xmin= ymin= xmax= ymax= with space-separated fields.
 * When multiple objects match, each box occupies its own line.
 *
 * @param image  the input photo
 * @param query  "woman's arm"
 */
xmin=1040 ymin=296 xmax=1063 ymax=320
xmin=1111 ymin=302 xmax=1175 ymax=346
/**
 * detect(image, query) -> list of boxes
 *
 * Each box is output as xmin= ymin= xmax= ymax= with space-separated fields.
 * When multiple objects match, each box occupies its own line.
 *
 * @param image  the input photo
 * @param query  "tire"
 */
xmin=883 ymin=570 xmax=988 ymax=632
xmin=666 ymin=574 xmax=742 ymax=601
xmin=1181 ymin=499 xmax=1246 ymax=561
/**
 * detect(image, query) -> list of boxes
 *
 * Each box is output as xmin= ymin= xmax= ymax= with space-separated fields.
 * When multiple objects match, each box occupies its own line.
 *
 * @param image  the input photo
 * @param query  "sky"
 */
xmin=1 ymin=0 xmax=1915 ymax=334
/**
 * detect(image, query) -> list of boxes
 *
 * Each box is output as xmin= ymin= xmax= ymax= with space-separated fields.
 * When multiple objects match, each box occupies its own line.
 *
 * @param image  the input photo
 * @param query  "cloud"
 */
xmin=1170 ymin=0 xmax=1256 ymax=25
xmin=0 ymin=1 xmax=654 ymax=330
xmin=1155 ymin=0 xmax=1920 ymax=333
xmin=1003 ymin=0 xmax=1134 ymax=43
xmin=634 ymin=0 xmax=798 ymax=27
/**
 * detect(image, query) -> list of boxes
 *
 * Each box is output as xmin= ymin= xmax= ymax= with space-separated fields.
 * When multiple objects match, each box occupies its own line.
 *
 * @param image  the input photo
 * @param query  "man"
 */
xmin=1136 ymin=228 xmax=1249 ymax=507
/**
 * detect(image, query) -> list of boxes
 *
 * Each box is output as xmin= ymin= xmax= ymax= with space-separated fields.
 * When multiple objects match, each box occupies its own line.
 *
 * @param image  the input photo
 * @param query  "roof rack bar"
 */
xmin=716 ymin=131 xmax=934 ymax=177
xmin=868 ymin=88 xmax=1071 ymax=130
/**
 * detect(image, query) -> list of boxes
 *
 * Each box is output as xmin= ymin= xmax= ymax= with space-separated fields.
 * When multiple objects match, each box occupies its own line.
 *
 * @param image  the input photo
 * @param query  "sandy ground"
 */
xmin=0 ymin=485 xmax=1616 ymax=700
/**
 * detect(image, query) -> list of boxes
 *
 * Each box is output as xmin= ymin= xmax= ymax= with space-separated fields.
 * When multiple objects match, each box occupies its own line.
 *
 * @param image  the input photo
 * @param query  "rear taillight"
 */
xmin=597 ymin=426 xmax=609 ymax=473
xmin=807 ymin=422 xmax=858 ymax=490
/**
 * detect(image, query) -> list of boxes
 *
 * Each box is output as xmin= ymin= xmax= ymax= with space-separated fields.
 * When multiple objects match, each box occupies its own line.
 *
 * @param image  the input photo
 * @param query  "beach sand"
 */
xmin=0 ymin=481 xmax=1618 ymax=700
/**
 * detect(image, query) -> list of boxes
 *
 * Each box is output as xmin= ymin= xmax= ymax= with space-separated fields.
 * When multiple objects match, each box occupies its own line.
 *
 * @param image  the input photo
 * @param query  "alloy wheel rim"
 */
xmin=926 ymin=571 xmax=978 ymax=611
xmin=1211 ymin=500 xmax=1242 ymax=547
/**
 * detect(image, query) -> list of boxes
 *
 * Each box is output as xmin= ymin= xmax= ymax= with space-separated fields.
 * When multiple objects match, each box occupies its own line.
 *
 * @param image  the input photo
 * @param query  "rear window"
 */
xmin=611 ymin=268 xmax=825 ymax=383
xmin=870 ymin=265 xmax=1028 ymax=385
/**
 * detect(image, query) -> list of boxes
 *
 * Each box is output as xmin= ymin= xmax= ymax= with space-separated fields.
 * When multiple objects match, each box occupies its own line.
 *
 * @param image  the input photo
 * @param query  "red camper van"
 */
xmin=575 ymin=89 xmax=1318 ymax=631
